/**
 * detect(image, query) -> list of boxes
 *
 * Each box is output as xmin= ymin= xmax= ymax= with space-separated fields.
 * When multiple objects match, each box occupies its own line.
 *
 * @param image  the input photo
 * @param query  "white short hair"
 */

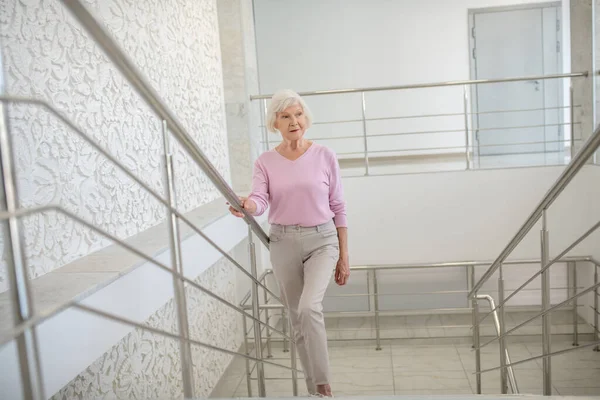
xmin=266 ymin=89 xmax=313 ymax=133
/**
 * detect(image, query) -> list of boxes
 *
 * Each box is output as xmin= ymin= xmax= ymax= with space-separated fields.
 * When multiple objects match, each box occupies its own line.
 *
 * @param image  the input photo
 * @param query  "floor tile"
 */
xmin=555 ymin=386 xmax=600 ymax=396
xmin=394 ymin=388 xmax=474 ymax=395
xmin=550 ymin=368 xmax=600 ymax=388
xmin=330 ymin=371 xmax=395 ymax=392
xmin=393 ymin=353 xmax=464 ymax=372
xmin=330 ymin=354 xmax=392 ymax=374
xmin=328 ymin=343 xmax=390 ymax=358
xmin=393 ymin=370 xmax=471 ymax=391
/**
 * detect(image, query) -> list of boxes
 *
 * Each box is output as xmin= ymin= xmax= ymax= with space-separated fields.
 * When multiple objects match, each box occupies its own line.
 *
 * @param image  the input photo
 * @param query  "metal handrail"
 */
xmin=0 ymin=95 xmax=281 ymax=304
xmin=477 ymin=339 xmax=600 ymax=375
xmin=469 ymin=124 xmax=600 ymax=298
xmin=259 ymin=105 xmax=580 ymax=127
xmin=250 ymin=72 xmax=588 ymax=100
xmin=477 ymin=219 xmax=600 ymax=325
xmin=240 ymin=254 xmax=594 ymax=309
xmin=476 ymin=294 xmax=519 ymax=394
xmin=477 ymin=276 xmax=600 ymax=352
xmin=60 ymin=0 xmax=269 ymax=247
xmin=71 ymin=302 xmax=301 ymax=373
xmin=0 ymin=206 xmax=291 ymax=347
xmin=287 ymin=123 xmax=579 ymax=142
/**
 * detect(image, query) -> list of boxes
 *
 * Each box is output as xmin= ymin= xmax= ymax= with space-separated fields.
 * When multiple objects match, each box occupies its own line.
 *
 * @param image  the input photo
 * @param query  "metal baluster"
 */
xmin=290 ymin=318 xmax=298 ymax=397
xmin=463 ymin=85 xmax=470 ymax=170
xmin=570 ymin=82 xmax=575 ymax=160
xmin=242 ymin=315 xmax=252 ymax=397
xmin=568 ymin=261 xmax=579 ymax=346
xmin=162 ymin=121 xmax=195 ymax=398
xmin=467 ymin=265 xmax=475 ymax=348
xmin=263 ymin=282 xmax=273 ymax=358
xmin=540 ymin=209 xmax=552 ymax=395
xmin=249 ymin=227 xmax=266 ymax=397
xmin=472 ymin=295 xmax=482 ymax=394
xmin=498 ymin=265 xmax=508 ymax=394
xmin=372 ymin=269 xmax=382 ymax=350
xmin=282 ymin=307 xmax=289 ymax=353
xmin=262 ymin=99 xmax=269 ymax=152
xmin=595 ymin=264 xmax=599 ymax=352
xmin=361 ymin=92 xmax=370 ymax=176
xmin=0 ymin=66 xmax=45 ymax=400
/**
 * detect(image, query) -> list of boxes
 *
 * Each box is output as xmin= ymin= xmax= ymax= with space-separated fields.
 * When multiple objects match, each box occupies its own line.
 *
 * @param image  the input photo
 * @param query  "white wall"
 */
xmin=254 ymin=0 xmax=571 ymax=158
xmin=322 ymin=165 xmax=598 ymax=311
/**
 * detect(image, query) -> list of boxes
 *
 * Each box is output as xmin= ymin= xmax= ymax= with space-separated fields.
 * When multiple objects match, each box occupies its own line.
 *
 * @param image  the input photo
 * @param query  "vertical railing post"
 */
xmin=467 ymin=265 xmax=475 ymax=348
xmin=248 ymin=227 xmax=267 ymax=397
xmin=263 ymin=282 xmax=273 ymax=358
xmin=162 ymin=121 xmax=195 ymax=398
xmin=290 ymin=318 xmax=298 ymax=397
xmin=261 ymin=99 xmax=269 ymax=152
xmin=498 ymin=265 xmax=508 ymax=394
xmin=282 ymin=307 xmax=289 ymax=353
xmin=372 ymin=269 xmax=382 ymax=350
xmin=472 ymin=294 xmax=482 ymax=394
xmin=360 ymin=92 xmax=370 ymax=176
xmin=242 ymin=315 xmax=253 ymax=397
xmin=0 ymin=75 xmax=44 ymax=400
xmin=463 ymin=85 xmax=471 ymax=170
xmin=541 ymin=209 xmax=552 ymax=395
xmin=568 ymin=261 xmax=579 ymax=346
xmin=595 ymin=263 xmax=599 ymax=352
xmin=570 ymin=82 xmax=575 ymax=160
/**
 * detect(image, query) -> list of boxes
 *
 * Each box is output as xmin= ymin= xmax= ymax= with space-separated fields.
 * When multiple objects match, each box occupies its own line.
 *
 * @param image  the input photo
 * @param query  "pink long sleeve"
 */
xmin=247 ymin=144 xmax=347 ymax=228
xmin=327 ymin=150 xmax=348 ymax=228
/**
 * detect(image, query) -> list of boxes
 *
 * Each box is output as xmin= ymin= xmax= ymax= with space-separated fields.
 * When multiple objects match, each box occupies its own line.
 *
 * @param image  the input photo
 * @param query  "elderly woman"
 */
xmin=229 ymin=89 xmax=349 ymax=397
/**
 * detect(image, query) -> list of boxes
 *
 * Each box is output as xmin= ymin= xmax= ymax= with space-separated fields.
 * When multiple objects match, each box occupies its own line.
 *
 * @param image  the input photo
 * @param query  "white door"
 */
xmin=469 ymin=4 xmax=562 ymax=165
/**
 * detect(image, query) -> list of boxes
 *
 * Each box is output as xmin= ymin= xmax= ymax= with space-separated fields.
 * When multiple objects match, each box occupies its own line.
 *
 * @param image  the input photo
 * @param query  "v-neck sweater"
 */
xmin=247 ymin=143 xmax=348 ymax=228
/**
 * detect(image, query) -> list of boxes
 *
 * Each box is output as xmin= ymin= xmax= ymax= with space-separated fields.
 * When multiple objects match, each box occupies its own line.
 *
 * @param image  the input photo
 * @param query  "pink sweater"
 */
xmin=248 ymin=144 xmax=348 ymax=228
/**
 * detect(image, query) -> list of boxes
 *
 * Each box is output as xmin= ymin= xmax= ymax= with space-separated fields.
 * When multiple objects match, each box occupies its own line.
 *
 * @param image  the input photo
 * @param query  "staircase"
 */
xmin=2 ymin=1 xmax=600 ymax=399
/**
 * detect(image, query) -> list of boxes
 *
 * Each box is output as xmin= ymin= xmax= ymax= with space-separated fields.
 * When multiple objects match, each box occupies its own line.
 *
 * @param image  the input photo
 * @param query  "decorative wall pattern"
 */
xmin=50 ymin=250 xmax=242 ymax=400
xmin=0 ymin=0 xmax=229 ymax=291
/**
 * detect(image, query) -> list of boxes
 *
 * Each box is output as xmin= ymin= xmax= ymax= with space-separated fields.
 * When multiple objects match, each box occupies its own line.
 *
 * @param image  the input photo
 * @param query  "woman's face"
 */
xmin=275 ymin=104 xmax=307 ymax=141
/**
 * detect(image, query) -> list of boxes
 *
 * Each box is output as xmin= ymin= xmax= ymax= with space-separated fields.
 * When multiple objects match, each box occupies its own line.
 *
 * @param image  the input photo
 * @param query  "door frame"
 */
xmin=467 ymin=2 xmax=563 ymax=165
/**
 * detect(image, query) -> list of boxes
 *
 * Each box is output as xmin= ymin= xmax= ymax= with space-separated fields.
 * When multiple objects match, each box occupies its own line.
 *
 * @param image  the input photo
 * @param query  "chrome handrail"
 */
xmin=0 ymin=95 xmax=281 ymax=303
xmin=250 ymin=72 xmax=588 ymax=100
xmin=0 ymin=206 xmax=289 ymax=347
xmin=60 ymin=0 xmax=269 ymax=247
xmin=469 ymin=124 xmax=600 ymax=298
xmin=476 ymin=294 xmax=519 ymax=394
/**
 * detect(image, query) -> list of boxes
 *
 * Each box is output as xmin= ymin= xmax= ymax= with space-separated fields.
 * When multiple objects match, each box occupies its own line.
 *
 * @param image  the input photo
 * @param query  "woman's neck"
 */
xmin=279 ymin=138 xmax=310 ymax=151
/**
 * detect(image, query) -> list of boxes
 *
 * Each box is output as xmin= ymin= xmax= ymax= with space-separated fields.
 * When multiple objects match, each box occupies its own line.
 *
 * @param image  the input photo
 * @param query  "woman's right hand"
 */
xmin=227 ymin=197 xmax=257 ymax=218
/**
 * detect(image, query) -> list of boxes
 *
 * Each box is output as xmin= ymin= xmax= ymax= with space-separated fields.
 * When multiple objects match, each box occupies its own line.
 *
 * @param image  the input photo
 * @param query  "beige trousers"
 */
xmin=269 ymin=220 xmax=339 ymax=394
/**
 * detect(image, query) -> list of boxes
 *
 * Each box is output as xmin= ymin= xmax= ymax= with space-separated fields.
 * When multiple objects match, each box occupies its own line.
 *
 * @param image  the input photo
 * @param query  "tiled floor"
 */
xmin=211 ymin=340 xmax=600 ymax=398
xmin=320 ymin=310 xmax=593 ymax=341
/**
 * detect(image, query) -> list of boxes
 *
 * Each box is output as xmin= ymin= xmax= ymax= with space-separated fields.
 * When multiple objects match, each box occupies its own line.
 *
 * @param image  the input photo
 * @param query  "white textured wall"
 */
xmin=0 ymin=0 xmax=230 ymax=291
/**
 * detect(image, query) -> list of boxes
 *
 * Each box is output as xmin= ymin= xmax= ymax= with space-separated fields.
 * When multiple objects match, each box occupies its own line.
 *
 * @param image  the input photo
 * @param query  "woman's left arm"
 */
xmin=327 ymin=149 xmax=350 ymax=285
xmin=335 ymin=227 xmax=350 ymax=286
